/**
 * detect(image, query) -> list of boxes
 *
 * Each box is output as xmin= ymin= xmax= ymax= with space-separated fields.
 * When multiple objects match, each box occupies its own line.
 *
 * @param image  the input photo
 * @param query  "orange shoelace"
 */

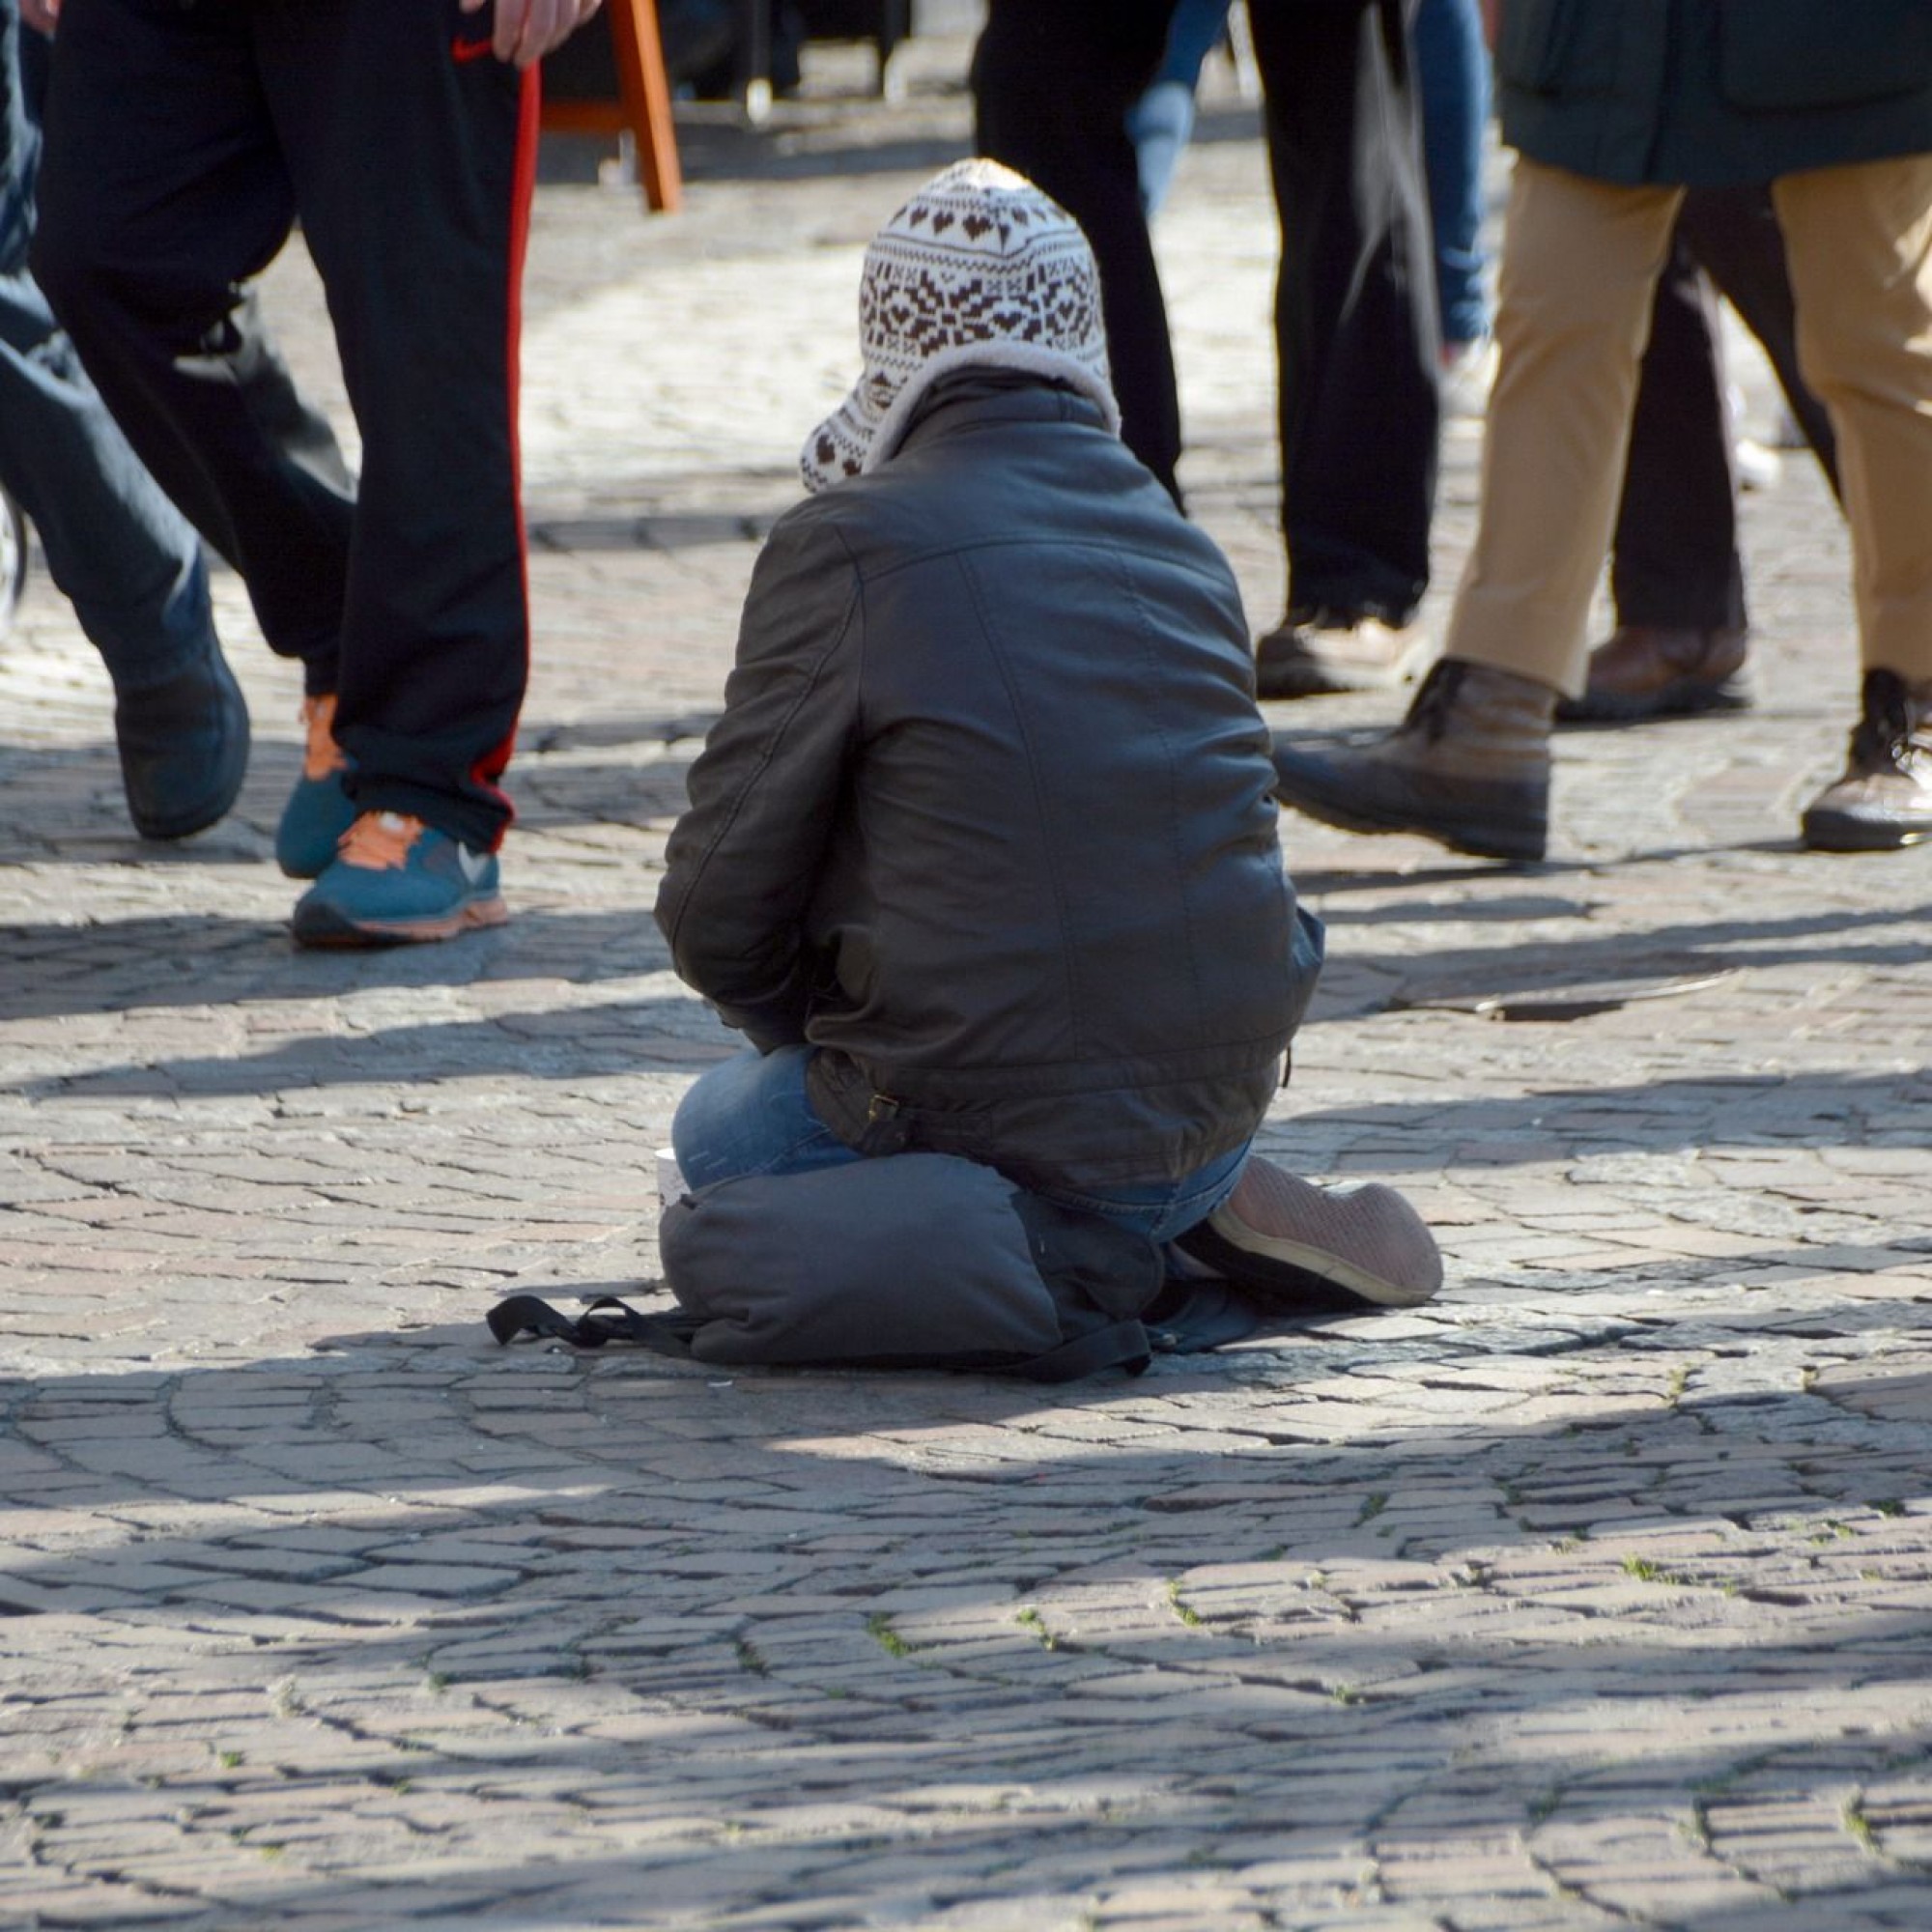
xmin=336 ymin=810 xmax=423 ymax=872
xmin=300 ymin=694 xmax=349 ymax=781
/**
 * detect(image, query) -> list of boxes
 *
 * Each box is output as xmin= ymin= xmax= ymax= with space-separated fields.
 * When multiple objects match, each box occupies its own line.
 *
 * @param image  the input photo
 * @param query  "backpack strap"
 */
xmin=1142 ymin=1278 xmax=1264 ymax=1354
xmin=487 ymin=1293 xmax=1149 ymax=1380
xmin=1000 ymin=1318 xmax=1151 ymax=1383
xmin=487 ymin=1293 xmax=699 ymax=1356
xmin=487 ymin=1293 xmax=589 ymax=1346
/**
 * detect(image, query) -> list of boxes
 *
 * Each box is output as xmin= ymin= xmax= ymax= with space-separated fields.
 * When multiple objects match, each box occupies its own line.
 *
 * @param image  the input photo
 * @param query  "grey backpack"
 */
xmin=488 ymin=1151 xmax=1257 ymax=1380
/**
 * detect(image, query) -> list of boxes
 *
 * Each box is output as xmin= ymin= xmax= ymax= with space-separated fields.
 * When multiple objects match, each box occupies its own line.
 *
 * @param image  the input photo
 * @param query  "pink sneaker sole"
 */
xmin=293 ymin=895 xmax=507 ymax=949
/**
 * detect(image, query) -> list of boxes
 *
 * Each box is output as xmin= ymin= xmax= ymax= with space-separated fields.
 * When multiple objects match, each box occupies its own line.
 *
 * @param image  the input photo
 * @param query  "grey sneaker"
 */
xmin=1176 ymin=1157 xmax=1443 ymax=1312
xmin=1270 ymin=657 xmax=1553 ymax=862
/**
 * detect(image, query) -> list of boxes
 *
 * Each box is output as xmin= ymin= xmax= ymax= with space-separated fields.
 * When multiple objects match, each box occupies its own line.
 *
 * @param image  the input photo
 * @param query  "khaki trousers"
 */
xmin=1443 ymin=154 xmax=1932 ymax=696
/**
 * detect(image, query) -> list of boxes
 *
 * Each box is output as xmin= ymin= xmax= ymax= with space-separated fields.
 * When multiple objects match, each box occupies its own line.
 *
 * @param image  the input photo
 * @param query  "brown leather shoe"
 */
xmin=1801 ymin=669 xmax=1932 ymax=851
xmin=1255 ymin=613 xmax=1426 ymax=699
xmin=1270 ymin=657 xmax=1554 ymax=862
xmin=1555 ymin=625 xmax=1753 ymax=724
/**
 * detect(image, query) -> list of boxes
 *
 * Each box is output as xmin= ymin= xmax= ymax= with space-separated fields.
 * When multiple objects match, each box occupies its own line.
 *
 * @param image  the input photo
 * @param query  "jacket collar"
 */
xmin=892 ymin=370 xmax=1113 ymax=460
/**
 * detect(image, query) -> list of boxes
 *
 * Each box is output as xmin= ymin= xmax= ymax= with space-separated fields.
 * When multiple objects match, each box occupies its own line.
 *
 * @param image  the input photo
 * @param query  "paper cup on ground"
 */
xmin=655 ymin=1147 xmax=688 ymax=1218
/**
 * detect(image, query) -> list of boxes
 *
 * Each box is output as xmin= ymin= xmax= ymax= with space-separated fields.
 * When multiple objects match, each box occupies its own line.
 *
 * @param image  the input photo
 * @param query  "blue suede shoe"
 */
xmin=291 ymin=811 xmax=507 ymax=948
xmin=115 ymin=643 xmax=251 ymax=841
xmin=275 ymin=693 xmax=357 ymax=878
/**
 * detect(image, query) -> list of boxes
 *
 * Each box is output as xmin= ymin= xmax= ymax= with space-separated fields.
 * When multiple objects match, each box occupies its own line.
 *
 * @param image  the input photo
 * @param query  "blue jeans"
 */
xmin=1414 ymin=0 xmax=1492 ymax=348
xmin=672 ymin=1045 xmax=1250 ymax=1247
xmin=0 ymin=5 xmax=214 ymax=691
xmin=1127 ymin=0 xmax=1234 ymax=217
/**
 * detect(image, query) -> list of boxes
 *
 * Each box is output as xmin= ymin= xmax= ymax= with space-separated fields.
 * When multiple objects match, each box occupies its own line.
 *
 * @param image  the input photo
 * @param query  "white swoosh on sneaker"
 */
xmin=456 ymin=844 xmax=492 ymax=885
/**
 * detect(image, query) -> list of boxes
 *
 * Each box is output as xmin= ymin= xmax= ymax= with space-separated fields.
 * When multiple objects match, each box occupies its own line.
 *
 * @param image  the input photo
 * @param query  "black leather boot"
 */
xmin=1801 ymin=669 xmax=1932 ymax=851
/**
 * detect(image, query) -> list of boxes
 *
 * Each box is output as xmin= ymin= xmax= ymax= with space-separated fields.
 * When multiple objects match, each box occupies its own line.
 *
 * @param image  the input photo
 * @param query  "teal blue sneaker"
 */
xmin=276 ymin=693 xmax=358 ymax=878
xmin=291 ymin=811 xmax=507 ymax=948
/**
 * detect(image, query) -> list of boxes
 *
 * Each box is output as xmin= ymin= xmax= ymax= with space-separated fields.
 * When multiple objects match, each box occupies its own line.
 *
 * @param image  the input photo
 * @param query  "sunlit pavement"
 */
xmin=4 ymin=17 xmax=1930 ymax=1929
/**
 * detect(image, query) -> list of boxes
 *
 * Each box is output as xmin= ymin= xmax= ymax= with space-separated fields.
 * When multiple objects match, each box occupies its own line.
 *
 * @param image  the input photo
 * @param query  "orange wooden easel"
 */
xmin=540 ymin=0 xmax=684 ymax=213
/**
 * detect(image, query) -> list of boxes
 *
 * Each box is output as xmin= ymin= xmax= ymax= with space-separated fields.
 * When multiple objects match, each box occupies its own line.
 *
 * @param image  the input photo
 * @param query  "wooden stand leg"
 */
xmin=608 ymin=0 xmax=684 ymax=213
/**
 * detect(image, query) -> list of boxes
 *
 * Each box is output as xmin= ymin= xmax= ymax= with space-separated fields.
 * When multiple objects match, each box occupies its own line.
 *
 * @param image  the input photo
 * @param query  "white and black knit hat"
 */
xmin=800 ymin=158 xmax=1121 ymax=494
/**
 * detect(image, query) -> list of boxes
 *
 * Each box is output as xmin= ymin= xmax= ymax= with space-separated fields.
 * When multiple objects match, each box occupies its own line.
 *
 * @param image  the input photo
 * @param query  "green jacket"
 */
xmin=1498 ymin=0 xmax=1932 ymax=186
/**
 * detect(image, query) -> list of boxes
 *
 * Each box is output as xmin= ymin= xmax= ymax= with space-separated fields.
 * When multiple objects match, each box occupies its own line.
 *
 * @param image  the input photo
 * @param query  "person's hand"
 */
xmin=20 ymin=0 xmax=62 ymax=34
xmin=458 ymin=0 xmax=605 ymax=71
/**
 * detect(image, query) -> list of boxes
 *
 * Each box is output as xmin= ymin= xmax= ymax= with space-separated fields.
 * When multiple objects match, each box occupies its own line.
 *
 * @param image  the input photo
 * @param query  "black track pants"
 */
xmin=35 ymin=0 xmax=539 ymax=849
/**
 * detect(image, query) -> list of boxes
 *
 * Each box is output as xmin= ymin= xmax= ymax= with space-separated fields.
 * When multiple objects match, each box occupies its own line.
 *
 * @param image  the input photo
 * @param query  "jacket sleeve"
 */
xmin=654 ymin=513 xmax=862 ymax=1051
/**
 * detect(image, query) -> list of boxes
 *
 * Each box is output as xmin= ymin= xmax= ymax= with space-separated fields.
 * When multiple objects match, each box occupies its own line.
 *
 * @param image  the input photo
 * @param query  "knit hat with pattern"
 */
xmin=800 ymin=158 xmax=1121 ymax=494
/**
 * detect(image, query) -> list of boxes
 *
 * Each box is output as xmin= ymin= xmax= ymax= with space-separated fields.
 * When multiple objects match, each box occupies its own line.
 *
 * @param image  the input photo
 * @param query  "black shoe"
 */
xmin=114 ymin=645 xmax=250 ymax=841
xmin=1801 ymin=669 xmax=1932 ymax=851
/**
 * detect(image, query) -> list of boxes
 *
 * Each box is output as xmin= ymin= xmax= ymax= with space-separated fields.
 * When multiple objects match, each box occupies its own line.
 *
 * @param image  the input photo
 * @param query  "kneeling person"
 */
xmin=655 ymin=160 xmax=1438 ymax=1314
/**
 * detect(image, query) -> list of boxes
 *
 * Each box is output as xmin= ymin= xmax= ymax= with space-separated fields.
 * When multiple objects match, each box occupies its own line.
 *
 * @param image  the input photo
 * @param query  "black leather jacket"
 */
xmin=656 ymin=372 xmax=1319 ymax=1192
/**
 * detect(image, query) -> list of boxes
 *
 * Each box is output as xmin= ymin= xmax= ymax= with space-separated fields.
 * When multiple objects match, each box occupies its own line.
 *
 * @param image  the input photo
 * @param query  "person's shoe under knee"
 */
xmin=1175 ymin=1155 xmax=1442 ymax=1312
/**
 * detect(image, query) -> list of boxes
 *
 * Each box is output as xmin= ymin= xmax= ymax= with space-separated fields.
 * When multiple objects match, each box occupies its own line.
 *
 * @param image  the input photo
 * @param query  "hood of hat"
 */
xmin=800 ymin=160 xmax=1119 ymax=494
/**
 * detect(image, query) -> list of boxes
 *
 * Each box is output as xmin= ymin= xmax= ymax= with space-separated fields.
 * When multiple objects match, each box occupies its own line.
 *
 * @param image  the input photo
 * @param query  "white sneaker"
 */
xmin=1439 ymin=336 xmax=1497 ymax=419
xmin=1734 ymin=438 xmax=1783 ymax=492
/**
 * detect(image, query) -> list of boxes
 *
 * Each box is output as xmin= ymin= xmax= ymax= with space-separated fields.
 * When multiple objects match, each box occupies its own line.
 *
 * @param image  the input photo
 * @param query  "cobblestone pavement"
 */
xmin=5 ymin=20 xmax=1932 ymax=1931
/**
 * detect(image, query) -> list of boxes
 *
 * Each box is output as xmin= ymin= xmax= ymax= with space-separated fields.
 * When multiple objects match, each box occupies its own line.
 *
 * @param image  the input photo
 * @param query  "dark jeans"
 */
xmin=34 ymin=0 xmax=535 ymax=850
xmin=0 ymin=1 xmax=214 ymax=693
xmin=974 ymin=0 xmax=1440 ymax=624
xmin=1612 ymin=184 xmax=1841 ymax=635
xmin=1251 ymin=0 xmax=1439 ymax=625
xmin=973 ymin=1 xmax=1181 ymax=496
